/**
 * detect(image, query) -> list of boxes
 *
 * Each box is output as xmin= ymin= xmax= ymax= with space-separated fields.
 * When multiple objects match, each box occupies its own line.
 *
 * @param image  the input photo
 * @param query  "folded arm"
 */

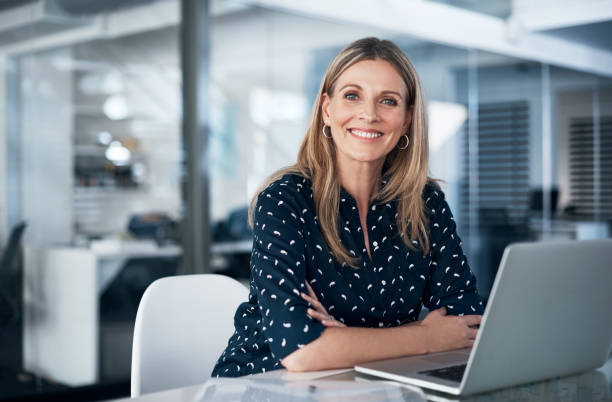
xmin=281 ymin=324 xmax=428 ymax=372
xmin=282 ymin=285 xmax=480 ymax=372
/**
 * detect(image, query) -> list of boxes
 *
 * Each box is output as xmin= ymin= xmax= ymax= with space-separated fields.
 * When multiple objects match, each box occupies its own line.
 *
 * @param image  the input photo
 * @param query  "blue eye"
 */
xmin=345 ymin=93 xmax=358 ymax=100
xmin=382 ymin=98 xmax=398 ymax=106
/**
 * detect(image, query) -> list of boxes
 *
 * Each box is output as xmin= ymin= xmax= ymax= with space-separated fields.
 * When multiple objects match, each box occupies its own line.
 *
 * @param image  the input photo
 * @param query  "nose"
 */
xmin=358 ymin=100 xmax=379 ymax=122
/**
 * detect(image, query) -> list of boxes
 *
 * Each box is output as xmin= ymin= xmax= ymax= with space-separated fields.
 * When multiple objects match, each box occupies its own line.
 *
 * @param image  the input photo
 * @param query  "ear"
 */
xmin=402 ymin=106 xmax=414 ymax=133
xmin=321 ymin=93 xmax=331 ymax=125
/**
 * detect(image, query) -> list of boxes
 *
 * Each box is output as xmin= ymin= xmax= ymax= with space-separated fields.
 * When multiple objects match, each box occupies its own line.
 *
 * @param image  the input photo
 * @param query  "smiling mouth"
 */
xmin=348 ymin=128 xmax=383 ymax=139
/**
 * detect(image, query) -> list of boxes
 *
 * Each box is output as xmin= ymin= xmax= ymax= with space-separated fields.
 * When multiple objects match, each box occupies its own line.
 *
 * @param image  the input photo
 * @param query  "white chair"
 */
xmin=130 ymin=274 xmax=248 ymax=397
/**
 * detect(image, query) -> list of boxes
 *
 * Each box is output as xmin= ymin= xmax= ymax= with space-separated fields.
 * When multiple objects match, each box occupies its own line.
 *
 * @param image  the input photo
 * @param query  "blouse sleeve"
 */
xmin=422 ymin=186 xmax=485 ymax=316
xmin=250 ymin=183 xmax=326 ymax=362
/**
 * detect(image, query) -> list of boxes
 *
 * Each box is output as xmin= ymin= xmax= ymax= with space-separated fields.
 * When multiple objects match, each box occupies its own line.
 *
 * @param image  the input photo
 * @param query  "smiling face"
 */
xmin=321 ymin=58 xmax=412 ymax=172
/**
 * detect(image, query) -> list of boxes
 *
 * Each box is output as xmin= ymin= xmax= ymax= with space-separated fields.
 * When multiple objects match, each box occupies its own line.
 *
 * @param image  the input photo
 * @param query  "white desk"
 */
xmin=23 ymin=242 xmax=181 ymax=386
xmin=114 ymin=356 xmax=612 ymax=401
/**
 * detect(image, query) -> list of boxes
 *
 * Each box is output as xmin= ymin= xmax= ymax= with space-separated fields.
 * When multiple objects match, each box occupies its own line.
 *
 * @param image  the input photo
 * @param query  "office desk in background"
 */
xmin=115 ymin=355 xmax=612 ymax=401
xmin=23 ymin=242 xmax=182 ymax=386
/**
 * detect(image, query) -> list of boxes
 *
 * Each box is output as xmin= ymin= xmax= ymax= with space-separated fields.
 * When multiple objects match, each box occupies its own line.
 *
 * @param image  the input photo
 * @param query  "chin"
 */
xmin=347 ymin=152 xmax=388 ymax=164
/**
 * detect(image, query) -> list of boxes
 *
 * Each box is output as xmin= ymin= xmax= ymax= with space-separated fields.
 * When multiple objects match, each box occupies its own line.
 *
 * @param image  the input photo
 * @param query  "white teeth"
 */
xmin=350 ymin=129 xmax=382 ymax=139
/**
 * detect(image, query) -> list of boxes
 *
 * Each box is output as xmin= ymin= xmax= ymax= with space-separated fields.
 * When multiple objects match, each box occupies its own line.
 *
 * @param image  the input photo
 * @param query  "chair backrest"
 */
xmin=130 ymin=274 xmax=248 ymax=397
xmin=0 ymin=221 xmax=27 ymax=278
xmin=0 ymin=221 xmax=26 ymax=325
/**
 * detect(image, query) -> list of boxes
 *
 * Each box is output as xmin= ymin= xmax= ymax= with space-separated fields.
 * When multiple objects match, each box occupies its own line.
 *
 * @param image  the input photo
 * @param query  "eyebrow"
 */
xmin=338 ymin=83 xmax=404 ymax=99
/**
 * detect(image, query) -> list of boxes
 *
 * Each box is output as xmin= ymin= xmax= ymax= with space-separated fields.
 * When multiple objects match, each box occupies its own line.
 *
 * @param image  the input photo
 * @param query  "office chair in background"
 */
xmin=0 ymin=221 xmax=27 ymax=327
xmin=0 ymin=222 xmax=29 ymax=394
xmin=130 ymin=274 xmax=248 ymax=397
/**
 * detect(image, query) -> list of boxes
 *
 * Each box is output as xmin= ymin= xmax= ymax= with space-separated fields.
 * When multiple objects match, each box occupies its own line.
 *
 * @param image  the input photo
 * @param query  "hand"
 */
xmin=417 ymin=307 xmax=481 ymax=353
xmin=301 ymin=282 xmax=346 ymax=328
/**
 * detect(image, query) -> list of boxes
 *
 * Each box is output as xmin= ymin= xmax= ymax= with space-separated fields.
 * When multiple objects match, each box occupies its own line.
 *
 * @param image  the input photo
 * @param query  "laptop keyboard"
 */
xmin=419 ymin=364 xmax=467 ymax=382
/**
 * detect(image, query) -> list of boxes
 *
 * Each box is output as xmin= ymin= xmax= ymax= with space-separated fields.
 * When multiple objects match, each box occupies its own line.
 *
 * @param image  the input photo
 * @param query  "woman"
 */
xmin=212 ymin=37 xmax=484 ymax=377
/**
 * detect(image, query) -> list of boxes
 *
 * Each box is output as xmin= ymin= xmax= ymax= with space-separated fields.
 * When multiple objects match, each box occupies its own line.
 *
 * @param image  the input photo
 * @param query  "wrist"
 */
xmin=417 ymin=322 xmax=431 ymax=354
xmin=400 ymin=321 xmax=430 ymax=355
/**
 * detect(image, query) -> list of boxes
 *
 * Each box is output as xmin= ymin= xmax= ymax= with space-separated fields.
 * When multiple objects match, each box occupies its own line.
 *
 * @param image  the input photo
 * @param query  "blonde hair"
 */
xmin=249 ymin=37 xmax=437 ymax=267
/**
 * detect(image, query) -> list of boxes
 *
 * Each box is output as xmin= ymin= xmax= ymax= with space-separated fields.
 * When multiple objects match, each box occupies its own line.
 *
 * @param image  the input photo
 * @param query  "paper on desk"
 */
xmin=192 ymin=378 xmax=427 ymax=401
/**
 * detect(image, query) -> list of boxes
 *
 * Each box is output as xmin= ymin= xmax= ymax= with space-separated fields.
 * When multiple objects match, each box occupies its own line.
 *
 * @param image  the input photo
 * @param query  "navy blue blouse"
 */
xmin=211 ymin=174 xmax=484 ymax=377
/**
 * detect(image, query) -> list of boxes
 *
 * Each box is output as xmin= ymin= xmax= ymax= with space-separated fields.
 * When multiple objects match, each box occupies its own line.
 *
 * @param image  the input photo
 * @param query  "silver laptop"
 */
xmin=355 ymin=238 xmax=612 ymax=396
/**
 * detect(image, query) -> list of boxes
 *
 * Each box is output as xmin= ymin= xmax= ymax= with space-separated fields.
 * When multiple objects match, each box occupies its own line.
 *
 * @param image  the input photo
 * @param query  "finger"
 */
xmin=326 ymin=315 xmax=346 ymax=327
xmin=467 ymin=328 xmax=479 ymax=339
xmin=463 ymin=315 xmax=482 ymax=327
xmin=437 ymin=307 xmax=447 ymax=316
xmin=301 ymin=292 xmax=328 ymax=314
xmin=301 ymin=292 xmax=314 ymax=304
xmin=322 ymin=320 xmax=346 ymax=328
xmin=307 ymin=308 xmax=331 ymax=322
xmin=305 ymin=294 xmax=328 ymax=315
xmin=306 ymin=307 xmax=322 ymax=319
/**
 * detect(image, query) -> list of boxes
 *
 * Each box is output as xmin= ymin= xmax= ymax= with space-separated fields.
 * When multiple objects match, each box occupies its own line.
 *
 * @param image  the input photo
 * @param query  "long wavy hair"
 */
xmin=249 ymin=37 xmax=437 ymax=267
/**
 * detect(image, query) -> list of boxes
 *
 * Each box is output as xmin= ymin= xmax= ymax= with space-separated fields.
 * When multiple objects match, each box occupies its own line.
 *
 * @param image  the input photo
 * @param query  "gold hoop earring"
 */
xmin=398 ymin=134 xmax=410 ymax=150
xmin=322 ymin=125 xmax=332 ymax=139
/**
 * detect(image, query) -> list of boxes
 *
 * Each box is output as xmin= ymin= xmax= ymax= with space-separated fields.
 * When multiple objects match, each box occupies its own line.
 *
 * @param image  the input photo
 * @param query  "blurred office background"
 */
xmin=0 ymin=0 xmax=610 ymax=399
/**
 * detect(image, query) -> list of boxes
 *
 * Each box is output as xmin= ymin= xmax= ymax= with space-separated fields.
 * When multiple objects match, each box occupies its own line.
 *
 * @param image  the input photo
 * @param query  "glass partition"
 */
xmin=1 ymin=0 xmax=181 ymax=398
